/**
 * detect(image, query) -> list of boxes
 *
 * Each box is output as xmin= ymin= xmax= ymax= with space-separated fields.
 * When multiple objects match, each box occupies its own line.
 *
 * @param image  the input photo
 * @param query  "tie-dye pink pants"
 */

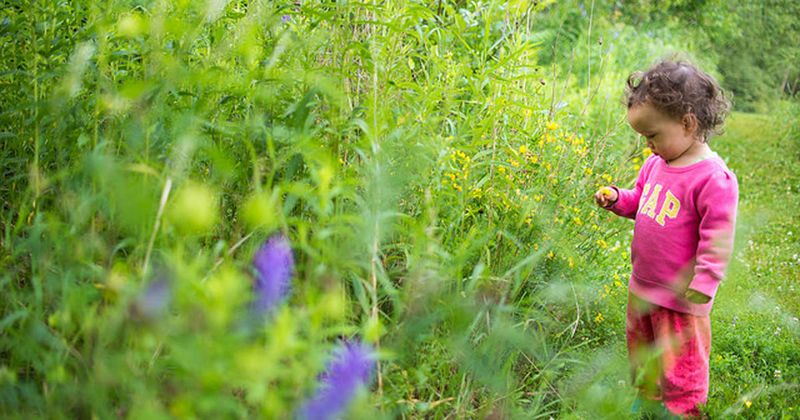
xmin=626 ymin=292 xmax=712 ymax=417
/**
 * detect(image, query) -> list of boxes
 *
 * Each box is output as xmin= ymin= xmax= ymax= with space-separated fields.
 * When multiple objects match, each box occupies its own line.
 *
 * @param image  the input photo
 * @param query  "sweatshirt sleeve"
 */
xmin=686 ymin=170 xmax=739 ymax=299
xmin=605 ymin=156 xmax=653 ymax=219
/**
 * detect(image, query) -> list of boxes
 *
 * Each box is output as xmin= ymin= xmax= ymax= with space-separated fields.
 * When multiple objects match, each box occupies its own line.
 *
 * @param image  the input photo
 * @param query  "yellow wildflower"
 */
xmin=643 ymin=148 xmax=653 ymax=158
xmin=596 ymin=239 xmax=608 ymax=249
xmin=745 ymin=400 xmax=752 ymax=408
xmin=529 ymin=154 xmax=539 ymax=164
xmin=594 ymin=312 xmax=604 ymax=323
xmin=519 ymin=145 xmax=528 ymax=154
xmin=601 ymin=173 xmax=613 ymax=183
xmin=546 ymin=121 xmax=559 ymax=131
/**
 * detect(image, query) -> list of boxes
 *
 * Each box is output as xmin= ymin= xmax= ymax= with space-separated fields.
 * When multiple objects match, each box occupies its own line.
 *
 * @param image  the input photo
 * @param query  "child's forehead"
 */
xmin=627 ymin=102 xmax=669 ymax=130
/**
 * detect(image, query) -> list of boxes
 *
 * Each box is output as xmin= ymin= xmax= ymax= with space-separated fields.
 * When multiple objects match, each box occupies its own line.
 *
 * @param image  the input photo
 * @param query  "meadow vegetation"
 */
xmin=1 ymin=0 xmax=797 ymax=418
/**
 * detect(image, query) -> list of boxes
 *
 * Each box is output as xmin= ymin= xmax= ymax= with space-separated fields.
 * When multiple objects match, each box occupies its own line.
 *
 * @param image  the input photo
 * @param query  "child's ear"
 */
xmin=682 ymin=113 xmax=699 ymax=135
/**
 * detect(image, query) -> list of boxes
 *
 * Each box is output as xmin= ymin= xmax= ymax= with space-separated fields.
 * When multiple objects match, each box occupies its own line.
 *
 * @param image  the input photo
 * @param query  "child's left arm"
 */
xmin=685 ymin=171 xmax=739 ymax=303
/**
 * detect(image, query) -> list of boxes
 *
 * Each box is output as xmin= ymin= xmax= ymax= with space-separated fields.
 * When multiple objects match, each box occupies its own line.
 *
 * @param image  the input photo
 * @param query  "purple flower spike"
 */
xmin=297 ymin=340 xmax=377 ymax=420
xmin=130 ymin=276 xmax=171 ymax=322
xmin=252 ymin=233 xmax=294 ymax=314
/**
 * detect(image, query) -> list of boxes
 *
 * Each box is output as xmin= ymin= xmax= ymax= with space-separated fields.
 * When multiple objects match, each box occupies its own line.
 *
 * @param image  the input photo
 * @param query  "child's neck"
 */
xmin=666 ymin=141 xmax=714 ymax=167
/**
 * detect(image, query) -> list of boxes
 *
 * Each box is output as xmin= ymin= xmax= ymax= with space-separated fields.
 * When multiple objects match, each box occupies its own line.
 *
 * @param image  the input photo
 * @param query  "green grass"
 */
xmin=706 ymin=110 xmax=800 ymax=417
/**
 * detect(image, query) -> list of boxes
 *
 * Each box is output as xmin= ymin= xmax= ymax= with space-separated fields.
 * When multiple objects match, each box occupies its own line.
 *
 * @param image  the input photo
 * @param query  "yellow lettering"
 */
xmin=638 ymin=183 xmax=651 ymax=211
xmin=655 ymin=190 xmax=681 ymax=226
xmin=639 ymin=184 xmax=662 ymax=218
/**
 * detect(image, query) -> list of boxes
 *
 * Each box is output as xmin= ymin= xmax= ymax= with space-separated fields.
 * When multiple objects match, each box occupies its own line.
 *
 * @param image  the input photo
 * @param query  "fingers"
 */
xmin=594 ymin=191 xmax=609 ymax=207
xmin=594 ymin=187 xmax=618 ymax=208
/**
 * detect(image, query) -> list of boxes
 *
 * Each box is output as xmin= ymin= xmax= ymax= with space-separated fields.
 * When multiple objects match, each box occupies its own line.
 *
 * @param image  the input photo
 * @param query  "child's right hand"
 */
xmin=594 ymin=186 xmax=618 ymax=208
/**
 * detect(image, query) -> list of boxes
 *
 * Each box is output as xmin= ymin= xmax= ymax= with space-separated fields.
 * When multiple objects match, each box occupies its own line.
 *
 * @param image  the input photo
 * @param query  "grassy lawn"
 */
xmin=705 ymin=111 xmax=800 ymax=417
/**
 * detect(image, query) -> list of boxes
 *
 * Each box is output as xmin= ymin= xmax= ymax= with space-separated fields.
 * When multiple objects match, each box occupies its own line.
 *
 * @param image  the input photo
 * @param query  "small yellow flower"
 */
xmin=498 ymin=166 xmax=506 ymax=174
xmin=744 ymin=400 xmax=752 ymax=408
xmin=596 ymin=239 xmax=608 ymax=249
xmin=546 ymin=121 xmax=559 ymax=131
xmin=519 ymin=145 xmax=528 ymax=154
xmin=568 ymin=257 xmax=574 ymax=268
xmin=643 ymin=148 xmax=653 ymax=158
xmin=547 ymin=251 xmax=555 ymax=259
xmin=529 ymin=154 xmax=539 ymax=164
xmin=601 ymin=173 xmax=613 ymax=183
xmin=594 ymin=312 xmax=604 ymax=323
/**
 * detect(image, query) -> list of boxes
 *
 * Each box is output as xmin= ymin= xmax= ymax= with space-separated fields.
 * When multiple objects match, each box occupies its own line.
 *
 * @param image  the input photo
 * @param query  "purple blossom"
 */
xmin=281 ymin=14 xmax=292 ymax=23
xmin=252 ymin=233 xmax=294 ymax=314
xmin=297 ymin=340 xmax=377 ymax=420
xmin=130 ymin=276 xmax=171 ymax=322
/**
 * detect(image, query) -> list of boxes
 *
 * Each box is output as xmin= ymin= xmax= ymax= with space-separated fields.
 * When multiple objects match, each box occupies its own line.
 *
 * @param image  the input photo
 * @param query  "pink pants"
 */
xmin=626 ymin=292 xmax=712 ymax=417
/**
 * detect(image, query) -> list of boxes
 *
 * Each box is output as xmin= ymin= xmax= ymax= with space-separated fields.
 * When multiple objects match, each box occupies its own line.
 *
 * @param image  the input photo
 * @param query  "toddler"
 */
xmin=594 ymin=59 xmax=738 ymax=418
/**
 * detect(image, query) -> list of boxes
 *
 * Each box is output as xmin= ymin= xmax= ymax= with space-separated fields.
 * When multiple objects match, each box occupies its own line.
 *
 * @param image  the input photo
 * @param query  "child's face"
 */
xmin=626 ymin=101 xmax=699 ymax=161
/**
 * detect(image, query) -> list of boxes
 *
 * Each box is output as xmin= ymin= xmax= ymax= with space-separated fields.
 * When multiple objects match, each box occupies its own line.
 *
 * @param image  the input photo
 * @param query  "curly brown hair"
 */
xmin=625 ymin=60 xmax=731 ymax=142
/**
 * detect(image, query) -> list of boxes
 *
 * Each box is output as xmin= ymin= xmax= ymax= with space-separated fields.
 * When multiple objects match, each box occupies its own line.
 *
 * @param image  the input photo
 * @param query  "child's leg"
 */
xmin=650 ymin=307 xmax=712 ymax=417
xmin=626 ymin=293 xmax=662 ymax=400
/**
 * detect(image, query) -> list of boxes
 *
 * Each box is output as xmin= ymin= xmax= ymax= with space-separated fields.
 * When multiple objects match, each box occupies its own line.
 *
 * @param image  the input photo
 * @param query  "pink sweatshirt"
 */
xmin=606 ymin=154 xmax=738 ymax=316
